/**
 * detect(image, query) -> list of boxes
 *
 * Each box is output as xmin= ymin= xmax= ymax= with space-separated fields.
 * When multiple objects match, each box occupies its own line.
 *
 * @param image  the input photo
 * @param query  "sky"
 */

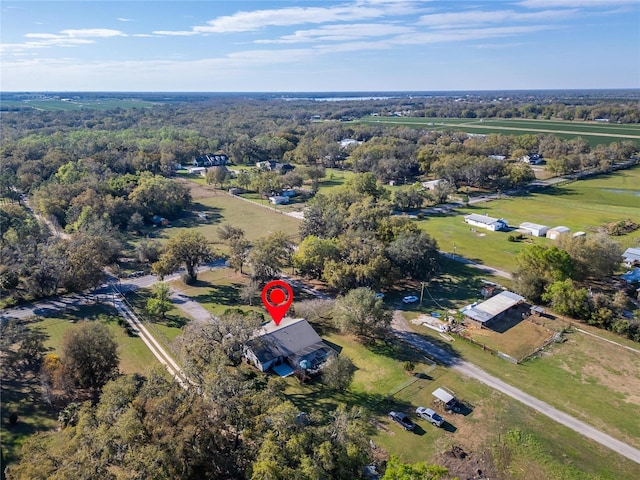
xmin=1 ymin=0 xmax=639 ymax=92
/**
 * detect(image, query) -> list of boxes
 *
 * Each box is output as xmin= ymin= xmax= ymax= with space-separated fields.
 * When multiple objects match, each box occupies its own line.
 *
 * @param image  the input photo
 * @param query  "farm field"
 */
xmin=358 ymin=116 xmax=640 ymax=146
xmin=1 ymin=98 xmax=160 ymax=111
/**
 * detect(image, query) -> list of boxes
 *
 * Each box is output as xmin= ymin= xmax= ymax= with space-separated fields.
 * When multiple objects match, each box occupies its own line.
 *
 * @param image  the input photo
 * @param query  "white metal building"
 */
xmin=464 ymin=213 xmax=508 ymax=232
xmin=519 ymin=222 xmax=549 ymax=237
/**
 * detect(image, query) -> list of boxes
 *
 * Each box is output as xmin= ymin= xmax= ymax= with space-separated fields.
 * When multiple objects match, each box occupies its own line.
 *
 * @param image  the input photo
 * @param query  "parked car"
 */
xmin=415 ymin=407 xmax=444 ymax=427
xmin=402 ymin=295 xmax=419 ymax=304
xmin=388 ymin=411 xmax=416 ymax=431
xmin=375 ymin=293 xmax=385 ymax=299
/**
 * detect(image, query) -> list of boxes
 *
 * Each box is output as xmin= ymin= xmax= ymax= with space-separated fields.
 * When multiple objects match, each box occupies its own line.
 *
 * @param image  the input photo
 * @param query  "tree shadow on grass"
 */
xmin=1 ymin=367 xmax=58 ymax=464
xmin=193 ymin=283 xmax=242 ymax=307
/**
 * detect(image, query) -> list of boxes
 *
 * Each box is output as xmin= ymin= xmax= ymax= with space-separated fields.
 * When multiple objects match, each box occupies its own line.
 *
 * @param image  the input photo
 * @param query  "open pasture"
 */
xmin=158 ymin=183 xmax=301 ymax=244
xmin=413 ymin=320 xmax=640 ymax=453
xmin=418 ymin=166 xmax=640 ymax=272
xmin=283 ymin=329 xmax=640 ymax=479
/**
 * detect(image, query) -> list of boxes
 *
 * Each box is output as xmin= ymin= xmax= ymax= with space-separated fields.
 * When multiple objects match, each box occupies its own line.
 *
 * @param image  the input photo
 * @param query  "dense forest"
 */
xmin=1 ymin=92 xmax=639 ymax=314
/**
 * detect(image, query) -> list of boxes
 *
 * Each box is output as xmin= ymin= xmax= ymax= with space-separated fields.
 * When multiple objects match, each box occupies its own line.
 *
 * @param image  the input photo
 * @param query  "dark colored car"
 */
xmin=388 ymin=411 xmax=416 ymax=431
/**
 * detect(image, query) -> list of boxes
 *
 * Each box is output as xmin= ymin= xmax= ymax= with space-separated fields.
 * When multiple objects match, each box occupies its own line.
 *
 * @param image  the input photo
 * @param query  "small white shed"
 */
xmin=546 ymin=226 xmax=570 ymax=240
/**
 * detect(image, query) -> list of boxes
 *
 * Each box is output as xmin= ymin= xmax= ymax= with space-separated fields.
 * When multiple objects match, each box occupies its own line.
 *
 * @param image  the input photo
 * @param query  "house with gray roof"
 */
xmin=245 ymin=318 xmax=338 ymax=376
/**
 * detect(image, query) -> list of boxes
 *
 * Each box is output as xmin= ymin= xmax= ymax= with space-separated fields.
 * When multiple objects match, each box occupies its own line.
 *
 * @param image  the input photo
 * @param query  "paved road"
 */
xmin=391 ymin=313 xmax=640 ymax=465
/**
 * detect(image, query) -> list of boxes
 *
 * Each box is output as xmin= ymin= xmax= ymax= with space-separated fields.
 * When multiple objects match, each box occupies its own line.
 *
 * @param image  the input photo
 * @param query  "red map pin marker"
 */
xmin=261 ymin=280 xmax=294 ymax=326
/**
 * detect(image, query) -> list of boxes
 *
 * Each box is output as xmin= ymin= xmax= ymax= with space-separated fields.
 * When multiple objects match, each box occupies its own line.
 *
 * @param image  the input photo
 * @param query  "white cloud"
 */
xmin=418 ymin=9 xmax=577 ymax=28
xmin=60 ymin=28 xmax=126 ymax=38
xmin=154 ymin=1 xmax=422 ymax=36
xmin=3 ymin=28 xmax=125 ymax=54
xmin=117 ymin=17 xmax=133 ymax=22
xmin=392 ymin=25 xmax=554 ymax=45
xmin=152 ymin=30 xmax=198 ymax=36
xmin=518 ymin=0 xmax=638 ymax=7
xmin=1 ymin=38 xmax=95 ymax=54
xmin=255 ymin=23 xmax=414 ymax=44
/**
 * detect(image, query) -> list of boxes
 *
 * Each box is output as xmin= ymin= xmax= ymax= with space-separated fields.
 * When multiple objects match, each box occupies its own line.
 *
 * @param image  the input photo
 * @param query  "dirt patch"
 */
xmin=602 ymin=218 xmax=639 ymax=236
xmin=182 ymin=179 xmax=224 ymax=200
xmin=437 ymin=445 xmax=502 ymax=480
xmin=370 ymin=418 xmax=394 ymax=435
xmin=466 ymin=318 xmax=553 ymax=360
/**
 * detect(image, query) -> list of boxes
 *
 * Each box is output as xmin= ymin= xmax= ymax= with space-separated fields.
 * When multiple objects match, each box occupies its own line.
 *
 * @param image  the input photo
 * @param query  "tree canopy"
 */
xmin=153 ymin=231 xmax=215 ymax=284
xmin=60 ymin=321 xmax=119 ymax=391
xmin=333 ymin=287 xmax=392 ymax=340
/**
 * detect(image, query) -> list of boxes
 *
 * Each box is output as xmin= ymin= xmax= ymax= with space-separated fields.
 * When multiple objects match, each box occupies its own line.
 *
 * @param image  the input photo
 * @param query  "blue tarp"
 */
xmin=621 ymin=268 xmax=640 ymax=283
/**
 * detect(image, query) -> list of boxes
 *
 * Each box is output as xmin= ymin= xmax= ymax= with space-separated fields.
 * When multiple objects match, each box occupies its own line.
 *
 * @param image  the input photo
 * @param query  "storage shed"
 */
xmin=546 ymin=226 xmax=570 ymax=240
xmin=519 ymin=222 xmax=549 ymax=237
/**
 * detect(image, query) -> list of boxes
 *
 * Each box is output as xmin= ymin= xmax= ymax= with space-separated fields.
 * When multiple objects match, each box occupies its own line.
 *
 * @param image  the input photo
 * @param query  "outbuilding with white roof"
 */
xmin=462 ymin=291 xmax=526 ymax=329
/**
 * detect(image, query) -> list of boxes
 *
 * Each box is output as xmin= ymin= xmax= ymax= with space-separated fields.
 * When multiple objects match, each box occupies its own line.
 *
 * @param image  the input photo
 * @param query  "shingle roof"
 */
xmin=247 ymin=318 xmax=324 ymax=364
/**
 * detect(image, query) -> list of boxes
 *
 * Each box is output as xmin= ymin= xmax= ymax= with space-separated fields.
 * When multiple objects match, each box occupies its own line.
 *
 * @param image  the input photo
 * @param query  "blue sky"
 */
xmin=1 ymin=0 xmax=639 ymax=92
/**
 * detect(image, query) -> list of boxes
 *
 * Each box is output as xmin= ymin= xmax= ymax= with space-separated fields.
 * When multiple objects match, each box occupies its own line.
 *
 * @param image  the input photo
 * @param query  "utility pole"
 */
xmin=420 ymin=281 xmax=425 ymax=306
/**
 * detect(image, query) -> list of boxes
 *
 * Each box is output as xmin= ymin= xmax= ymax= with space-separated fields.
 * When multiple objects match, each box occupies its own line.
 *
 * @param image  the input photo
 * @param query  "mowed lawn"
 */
xmin=27 ymin=304 xmax=159 ymax=375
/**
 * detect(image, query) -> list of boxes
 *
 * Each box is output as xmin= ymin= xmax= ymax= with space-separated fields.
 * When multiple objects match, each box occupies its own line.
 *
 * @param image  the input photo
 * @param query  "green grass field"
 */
xmin=358 ymin=116 xmax=640 ymax=147
xmin=26 ymin=304 xmax=159 ymax=375
xmin=156 ymin=187 xmax=302 ymax=245
xmin=411 ymin=322 xmax=640 ymax=452
xmin=418 ymin=166 xmax=640 ymax=272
